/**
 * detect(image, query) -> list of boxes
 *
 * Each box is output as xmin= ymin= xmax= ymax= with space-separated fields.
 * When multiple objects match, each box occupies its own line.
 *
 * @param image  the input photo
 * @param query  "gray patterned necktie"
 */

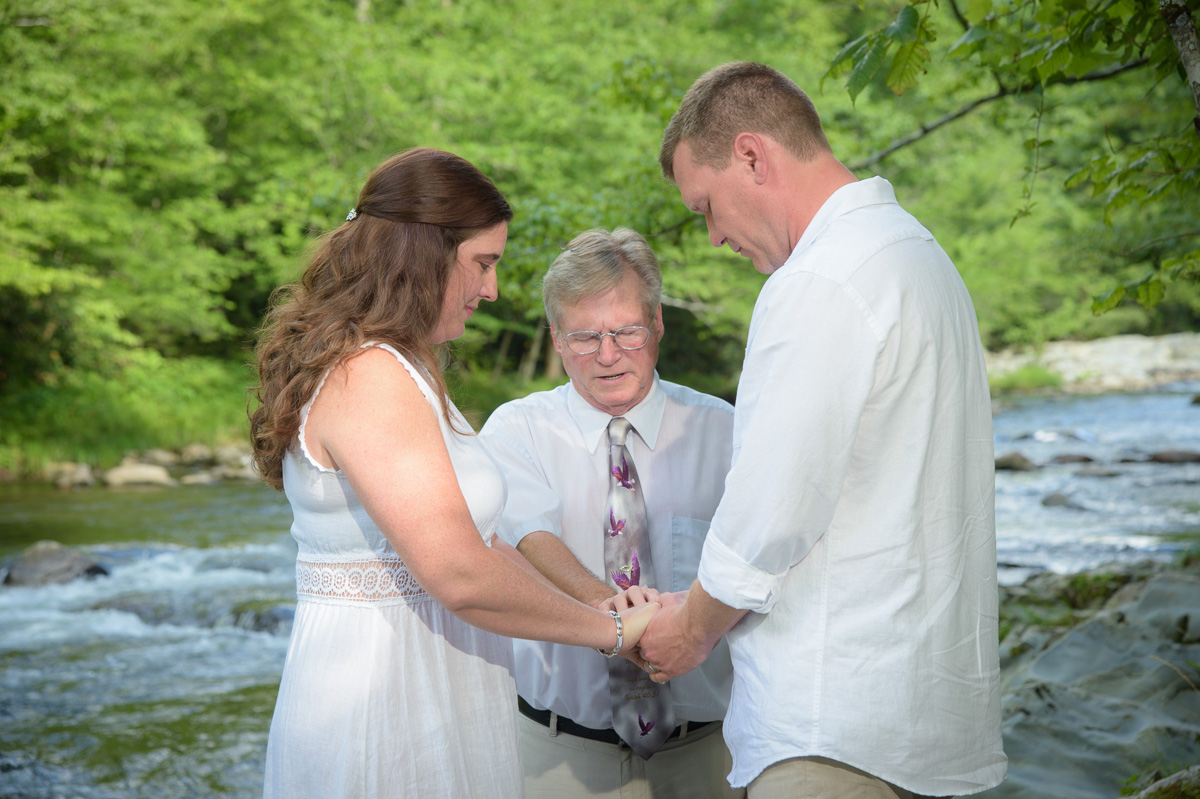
xmin=603 ymin=416 xmax=674 ymax=758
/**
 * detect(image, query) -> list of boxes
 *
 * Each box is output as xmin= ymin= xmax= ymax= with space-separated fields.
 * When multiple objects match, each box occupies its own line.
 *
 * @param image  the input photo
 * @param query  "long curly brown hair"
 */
xmin=249 ymin=148 xmax=513 ymax=491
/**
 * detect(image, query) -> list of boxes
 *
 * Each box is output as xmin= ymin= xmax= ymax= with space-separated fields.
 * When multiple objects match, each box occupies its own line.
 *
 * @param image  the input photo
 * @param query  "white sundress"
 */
xmin=263 ymin=343 xmax=522 ymax=798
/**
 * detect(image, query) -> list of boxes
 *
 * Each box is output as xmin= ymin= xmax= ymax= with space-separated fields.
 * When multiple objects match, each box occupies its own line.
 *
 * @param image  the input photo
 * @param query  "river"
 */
xmin=2 ymin=385 xmax=1198 ymax=798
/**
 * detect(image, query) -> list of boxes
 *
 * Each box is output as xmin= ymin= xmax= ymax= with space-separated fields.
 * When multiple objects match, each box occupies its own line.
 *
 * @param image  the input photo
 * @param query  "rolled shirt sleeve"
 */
xmin=698 ymin=270 xmax=880 ymax=613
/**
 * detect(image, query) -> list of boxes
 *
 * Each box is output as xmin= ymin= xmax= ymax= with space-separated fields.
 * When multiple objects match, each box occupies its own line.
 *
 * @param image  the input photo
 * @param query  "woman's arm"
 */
xmin=305 ymin=347 xmax=654 ymax=650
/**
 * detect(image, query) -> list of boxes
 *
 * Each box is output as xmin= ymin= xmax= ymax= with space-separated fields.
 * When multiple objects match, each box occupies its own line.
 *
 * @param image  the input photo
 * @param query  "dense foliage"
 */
xmin=1 ymin=0 xmax=1197 ymax=471
xmin=824 ymin=0 xmax=1200 ymax=314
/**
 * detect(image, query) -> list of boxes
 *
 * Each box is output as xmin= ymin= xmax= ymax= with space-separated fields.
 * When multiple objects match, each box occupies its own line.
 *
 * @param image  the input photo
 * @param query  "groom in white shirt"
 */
xmin=638 ymin=61 xmax=1007 ymax=799
xmin=480 ymin=227 xmax=742 ymax=799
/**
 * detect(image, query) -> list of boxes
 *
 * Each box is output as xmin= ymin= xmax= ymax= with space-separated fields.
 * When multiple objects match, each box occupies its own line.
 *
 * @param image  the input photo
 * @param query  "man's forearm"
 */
xmin=682 ymin=578 xmax=748 ymax=649
xmin=516 ymin=530 xmax=615 ymax=607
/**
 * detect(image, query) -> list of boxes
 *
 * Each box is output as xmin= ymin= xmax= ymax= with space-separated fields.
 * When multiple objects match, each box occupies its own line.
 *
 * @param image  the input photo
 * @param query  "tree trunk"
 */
xmin=1160 ymin=0 xmax=1200 ymax=137
xmin=491 ymin=328 xmax=513 ymax=381
xmin=518 ymin=323 xmax=544 ymax=382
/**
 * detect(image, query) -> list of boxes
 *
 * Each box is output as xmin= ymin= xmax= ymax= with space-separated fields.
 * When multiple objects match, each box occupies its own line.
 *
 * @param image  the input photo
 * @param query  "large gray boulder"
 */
xmin=982 ymin=568 xmax=1200 ymax=798
xmin=3 ymin=540 xmax=108 ymax=586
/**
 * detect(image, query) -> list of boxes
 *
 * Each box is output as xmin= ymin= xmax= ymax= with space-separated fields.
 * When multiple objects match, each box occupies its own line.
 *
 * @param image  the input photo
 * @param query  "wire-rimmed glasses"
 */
xmin=560 ymin=325 xmax=651 ymax=355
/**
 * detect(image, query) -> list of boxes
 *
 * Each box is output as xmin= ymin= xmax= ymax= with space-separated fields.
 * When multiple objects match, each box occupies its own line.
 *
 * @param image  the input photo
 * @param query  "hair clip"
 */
xmin=346 ymin=208 xmax=358 ymax=221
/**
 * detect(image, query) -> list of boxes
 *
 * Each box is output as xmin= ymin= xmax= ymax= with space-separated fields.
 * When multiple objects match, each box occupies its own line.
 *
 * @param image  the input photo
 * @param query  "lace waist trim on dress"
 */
xmin=295 ymin=557 xmax=433 ymax=605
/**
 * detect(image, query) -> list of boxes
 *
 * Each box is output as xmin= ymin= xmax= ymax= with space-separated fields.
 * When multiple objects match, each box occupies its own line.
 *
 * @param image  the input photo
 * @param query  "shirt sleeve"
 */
xmin=697 ymin=269 xmax=882 ymax=613
xmin=478 ymin=409 xmax=565 ymax=547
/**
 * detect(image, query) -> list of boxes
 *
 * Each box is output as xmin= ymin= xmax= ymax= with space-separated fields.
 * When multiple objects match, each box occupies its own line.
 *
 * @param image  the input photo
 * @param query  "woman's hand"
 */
xmin=614 ymin=601 xmax=659 ymax=656
xmin=594 ymin=585 xmax=661 ymax=613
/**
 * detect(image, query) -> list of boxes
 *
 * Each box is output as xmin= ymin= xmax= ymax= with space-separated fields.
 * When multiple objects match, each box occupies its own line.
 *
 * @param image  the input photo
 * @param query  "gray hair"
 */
xmin=542 ymin=227 xmax=663 ymax=329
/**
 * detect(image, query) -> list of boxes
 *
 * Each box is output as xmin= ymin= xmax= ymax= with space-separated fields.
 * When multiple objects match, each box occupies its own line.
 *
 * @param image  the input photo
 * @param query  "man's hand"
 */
xmin=636 ymin=581 xmax=748 ymax=683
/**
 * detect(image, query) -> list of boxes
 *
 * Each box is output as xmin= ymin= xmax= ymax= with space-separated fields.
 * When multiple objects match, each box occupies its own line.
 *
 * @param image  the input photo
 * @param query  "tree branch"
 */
xmin=1125 ymin=230 xmax=1200 ymax=256
xmin=848 ymin=60 xmax=1150 ymax=170
xmin=1159 ymin=0 xmax=1200 ymax=137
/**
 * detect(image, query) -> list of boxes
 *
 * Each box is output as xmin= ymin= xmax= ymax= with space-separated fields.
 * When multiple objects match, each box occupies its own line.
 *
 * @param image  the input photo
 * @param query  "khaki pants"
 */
xmin=519 ymin=712 xmax=745 ymax=799
xmin=748 ymin=757 xmax=945 ymax=799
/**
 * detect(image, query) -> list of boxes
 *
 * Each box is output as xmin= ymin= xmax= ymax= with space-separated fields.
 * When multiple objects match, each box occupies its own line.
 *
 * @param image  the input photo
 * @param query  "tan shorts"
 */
xmin=519 ymin=712 xmax=745 ymax=799
xmin=748 ymin=756 xmax=946 ymax=799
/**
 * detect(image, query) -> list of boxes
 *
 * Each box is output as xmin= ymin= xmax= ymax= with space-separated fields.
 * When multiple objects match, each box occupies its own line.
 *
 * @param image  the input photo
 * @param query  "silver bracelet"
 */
xmin=597 ymin=610 xmax=623 ymax=658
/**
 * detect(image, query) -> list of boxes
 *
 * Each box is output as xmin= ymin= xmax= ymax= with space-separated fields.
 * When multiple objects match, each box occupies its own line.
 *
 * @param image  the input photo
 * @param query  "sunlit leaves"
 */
xmin=823 ymin=4 xmax=933 ymax=100
xmin=826 ymin=0 xmax=1199 ymax=315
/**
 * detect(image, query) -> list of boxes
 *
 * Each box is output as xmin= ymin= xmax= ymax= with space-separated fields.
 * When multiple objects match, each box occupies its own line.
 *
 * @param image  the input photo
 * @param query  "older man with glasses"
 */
xmin=480 ymin=227 xmax=742 ymax=799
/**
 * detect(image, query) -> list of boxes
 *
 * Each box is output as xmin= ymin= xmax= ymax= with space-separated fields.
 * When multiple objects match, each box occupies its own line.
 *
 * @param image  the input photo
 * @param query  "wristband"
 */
xmin=597 ymin=610 xmax=623 ymax=658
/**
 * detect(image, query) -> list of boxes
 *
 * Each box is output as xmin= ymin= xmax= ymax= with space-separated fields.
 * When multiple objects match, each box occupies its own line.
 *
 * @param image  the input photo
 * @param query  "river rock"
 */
xmin=214 ymin=443 xmax=251 ymax=468
xmin=180 ymin=443 xmax=213 ymax=466
xmin=996 ymin=451 xmax=1037 ymax=471
xmin=213 ymin=463 xmax=259 ymax=482
xmin=1149 ymin=449 xmax=1200 ymax=463
xmin=102 ymin=463 xmax=177 ymax=487
xmin=3 ymin=540 xmax=108 ymax=586
xmin=1049 ymin=453 xmax=1093 ymax=464
xmin=52 ymin=462 xmax=95 ymax=489
xmin=982 ymin=566 xmax=1200 ymax=799
xmin=1041 ymin=492 xmax=1086 ymax=510
xmin=140 ymin=448 xmax=180 ymax=467
xmin=180 ymin=470 xmax=220 ymax=486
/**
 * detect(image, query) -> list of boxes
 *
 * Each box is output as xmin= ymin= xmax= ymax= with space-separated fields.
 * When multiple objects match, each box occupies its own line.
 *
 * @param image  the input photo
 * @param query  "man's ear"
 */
xmin=652 ymin=304 xmax=665 ymax=342
xmin=733 ymin=132 xmax=769 ymax=185
xmin=550 ymin=323 xmax=565 ymax=356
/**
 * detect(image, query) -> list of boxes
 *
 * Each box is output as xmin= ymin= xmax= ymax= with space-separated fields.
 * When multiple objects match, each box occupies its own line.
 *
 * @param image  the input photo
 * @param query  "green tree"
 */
xmin=823 ymin=0 xmax=1200 ymax=315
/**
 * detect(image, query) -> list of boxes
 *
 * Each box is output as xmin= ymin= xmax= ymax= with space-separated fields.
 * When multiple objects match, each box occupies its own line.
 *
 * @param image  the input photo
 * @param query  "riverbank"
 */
xmin=3 ymin=332 xmax=1198 ymax=482
xmin=986 ymin=332 xmax=1200 ymax=393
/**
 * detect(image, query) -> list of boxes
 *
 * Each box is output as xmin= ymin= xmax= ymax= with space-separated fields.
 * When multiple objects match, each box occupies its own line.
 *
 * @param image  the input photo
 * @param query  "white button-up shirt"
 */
xmin=698 ymin=178 xmax=1007 ymax=794
xmin=481 ymin=377 xmax=735 ymax=729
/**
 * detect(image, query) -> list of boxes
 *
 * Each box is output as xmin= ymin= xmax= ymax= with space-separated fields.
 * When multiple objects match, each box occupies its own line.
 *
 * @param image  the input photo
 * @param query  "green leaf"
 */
xmin=829 ymin=33 xmax=871 ymax=69
xmin=886 ymin=41 xmax=931 ymax=95
xmin=1134 ymin=277 xmax=1165 ymax=309
xmin=947 ymin=26 xmax=990 ymax=59
xmin=1091 ymin=285 xmax=1126 ymax=315
xmin=847 ymin=37 xmax=889 ymax=102
xmin=884 ymin=5 xmax=921 ymax=42
xmin=1064 ymin=165 xmax=1092 ymax=190
xmin=964 ymin=0 xmax=993 ymax=24
xmin=1036 ymin=40 xmax=1073 ymax=81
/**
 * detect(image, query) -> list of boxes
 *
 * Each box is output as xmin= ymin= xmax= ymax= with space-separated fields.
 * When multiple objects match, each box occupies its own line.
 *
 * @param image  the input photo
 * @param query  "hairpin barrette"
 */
xmin=346 ymin=208 xmax=358 ymax=221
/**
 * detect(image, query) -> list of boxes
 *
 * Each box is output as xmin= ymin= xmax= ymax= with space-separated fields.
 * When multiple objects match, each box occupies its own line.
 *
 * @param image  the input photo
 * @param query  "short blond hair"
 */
xmin=660 ymin=61 xmax=830 ymax=182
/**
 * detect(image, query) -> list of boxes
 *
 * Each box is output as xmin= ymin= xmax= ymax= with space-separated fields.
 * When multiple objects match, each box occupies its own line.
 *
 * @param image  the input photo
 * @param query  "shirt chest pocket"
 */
xmin=668 ymin=516 xmax=711 ymax=592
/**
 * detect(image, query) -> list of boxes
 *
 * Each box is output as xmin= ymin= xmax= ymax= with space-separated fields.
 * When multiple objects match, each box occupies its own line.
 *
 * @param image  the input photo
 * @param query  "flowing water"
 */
xmin=1 ymin=386 xmax=1198 ymax=798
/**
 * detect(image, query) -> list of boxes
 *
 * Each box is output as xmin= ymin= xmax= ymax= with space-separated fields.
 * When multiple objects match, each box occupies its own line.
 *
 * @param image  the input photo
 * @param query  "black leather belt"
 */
xmin=517 ymin=696 xmax=714 ymax=746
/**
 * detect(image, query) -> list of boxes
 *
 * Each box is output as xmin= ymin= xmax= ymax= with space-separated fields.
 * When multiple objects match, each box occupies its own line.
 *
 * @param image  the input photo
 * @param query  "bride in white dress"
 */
xmin=250 ymin=148 xmax=658 ymax=798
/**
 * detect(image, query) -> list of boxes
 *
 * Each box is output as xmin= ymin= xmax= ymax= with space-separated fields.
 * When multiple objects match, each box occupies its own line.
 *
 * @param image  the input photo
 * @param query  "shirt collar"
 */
xmin=787 ymin=176 xmax=897 ymax=266
xmin=566 ymin=373 xmax=666 ymax=455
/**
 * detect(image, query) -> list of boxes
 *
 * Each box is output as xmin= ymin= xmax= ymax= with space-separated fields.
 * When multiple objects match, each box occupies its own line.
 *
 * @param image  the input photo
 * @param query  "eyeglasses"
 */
xmin=560 ymin=326 xmax=651 ymax=355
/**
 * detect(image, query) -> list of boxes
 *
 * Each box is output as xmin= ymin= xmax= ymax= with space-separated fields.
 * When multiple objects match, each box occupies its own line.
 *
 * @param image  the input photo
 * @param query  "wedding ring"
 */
xmin=647 ymin=665 xmax=660 ymax=673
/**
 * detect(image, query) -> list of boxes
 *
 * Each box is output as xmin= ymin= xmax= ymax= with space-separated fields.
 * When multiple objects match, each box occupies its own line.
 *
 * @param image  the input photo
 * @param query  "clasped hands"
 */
xmin=594 ymin=586 xmax=712 ymax=684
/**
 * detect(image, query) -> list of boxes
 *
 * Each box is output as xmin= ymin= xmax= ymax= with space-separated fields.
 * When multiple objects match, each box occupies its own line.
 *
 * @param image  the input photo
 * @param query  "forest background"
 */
xmin=2 ymin=0 xmax=1198 ymax=474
